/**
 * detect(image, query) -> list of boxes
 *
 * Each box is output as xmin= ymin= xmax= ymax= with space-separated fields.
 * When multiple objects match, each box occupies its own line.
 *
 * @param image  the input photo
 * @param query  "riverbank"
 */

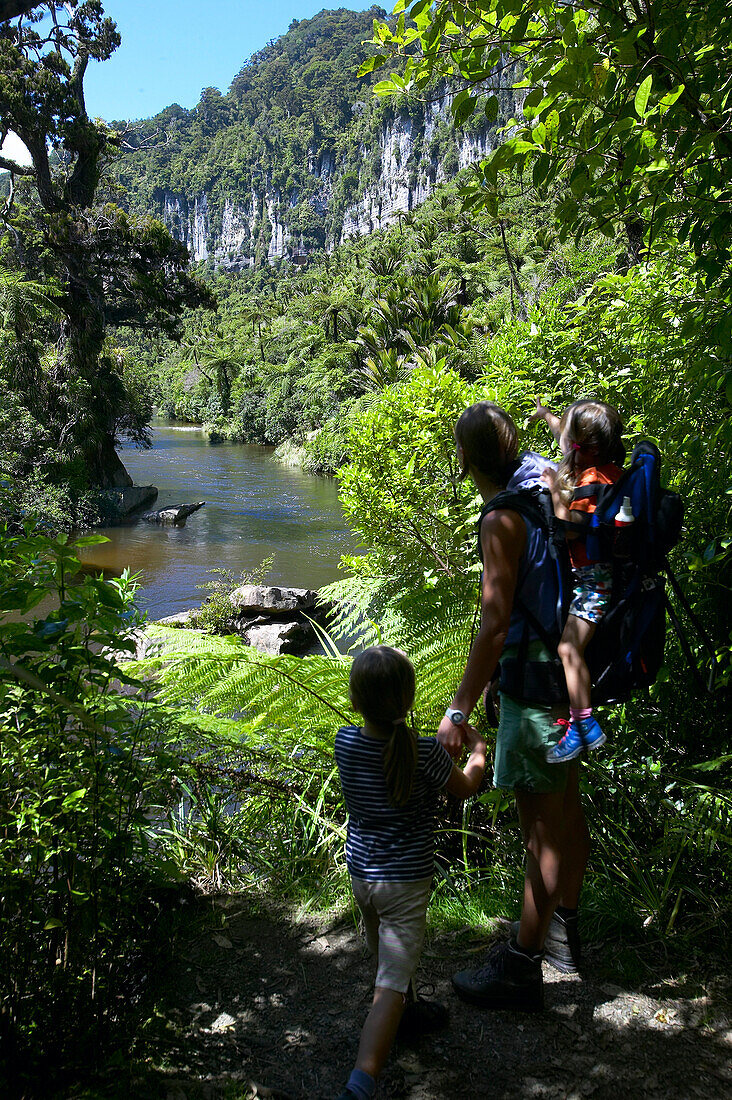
xmin=78 ymin=420 xmax=353 ymax=619
xmin=152 ymin=583 xmax=331 ymax=656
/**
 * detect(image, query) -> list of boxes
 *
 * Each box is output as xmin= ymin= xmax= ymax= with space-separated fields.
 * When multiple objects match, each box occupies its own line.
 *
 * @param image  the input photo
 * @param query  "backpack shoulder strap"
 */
xmin=477 ymin=488 xmax=553 ymax=563
xmin=479 ymin=487 xmax=550 ymax=531
xmin=479 ymin=486 xmax=568 ymax=643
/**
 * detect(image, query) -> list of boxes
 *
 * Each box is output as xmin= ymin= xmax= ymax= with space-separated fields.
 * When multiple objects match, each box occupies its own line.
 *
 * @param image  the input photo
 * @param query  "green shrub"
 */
xmin=0 ymin=526 xmax=207 ymax=1081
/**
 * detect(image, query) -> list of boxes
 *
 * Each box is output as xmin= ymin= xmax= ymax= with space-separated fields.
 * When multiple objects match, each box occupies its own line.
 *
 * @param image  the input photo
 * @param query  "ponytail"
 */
xmin=557 ymin=400 xmax=626 ymax=496
xmin=382 ymin=717 xmax=418 ymax=807
xmin=349 ymin=645 xmax=418 ymax=808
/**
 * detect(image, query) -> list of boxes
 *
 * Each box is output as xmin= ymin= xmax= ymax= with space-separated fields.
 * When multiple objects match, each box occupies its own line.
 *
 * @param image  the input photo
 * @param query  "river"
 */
xmin=78 ymin=421 xmax=354 ymax=620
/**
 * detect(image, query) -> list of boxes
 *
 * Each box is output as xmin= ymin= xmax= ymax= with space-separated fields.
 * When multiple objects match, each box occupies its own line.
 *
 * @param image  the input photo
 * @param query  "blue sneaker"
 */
xmin=546 ymin=716 xmax=606 ymax=763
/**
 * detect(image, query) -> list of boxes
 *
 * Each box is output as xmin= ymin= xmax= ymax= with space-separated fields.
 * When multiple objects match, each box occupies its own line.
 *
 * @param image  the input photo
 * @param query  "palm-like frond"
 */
xmin=133 ymin=628 xmax=354 ymax=769
xmin=0 ymin=267 xmax=62 ymax=333
xmin=135 ymin=565 xmax=480 ymax=753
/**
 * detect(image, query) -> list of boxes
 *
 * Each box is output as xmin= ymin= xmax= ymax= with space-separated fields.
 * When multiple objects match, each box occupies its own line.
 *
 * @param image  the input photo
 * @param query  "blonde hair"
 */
xmin=349 ymin=645 xmax=417 ymax=807
xmin=556 ymin=400 xmax=626 ymax=499
xmin=454 ymin=402 xmax=519 ymax=485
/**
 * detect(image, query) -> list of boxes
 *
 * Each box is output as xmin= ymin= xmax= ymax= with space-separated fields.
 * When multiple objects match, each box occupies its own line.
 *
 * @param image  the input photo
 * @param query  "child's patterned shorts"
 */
xmin=569 ymin=563 xmax=613 ymax=624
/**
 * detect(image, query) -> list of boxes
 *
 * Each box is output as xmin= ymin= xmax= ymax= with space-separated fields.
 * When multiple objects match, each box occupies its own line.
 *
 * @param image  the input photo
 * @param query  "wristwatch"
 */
xmin=445 ymin=707 xmax=466 ymax=726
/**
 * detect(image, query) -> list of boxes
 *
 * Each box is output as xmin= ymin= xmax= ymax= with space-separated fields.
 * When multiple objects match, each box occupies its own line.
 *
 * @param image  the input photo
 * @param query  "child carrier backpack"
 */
xmin=484 ymin=442 xmax=715 ymax=705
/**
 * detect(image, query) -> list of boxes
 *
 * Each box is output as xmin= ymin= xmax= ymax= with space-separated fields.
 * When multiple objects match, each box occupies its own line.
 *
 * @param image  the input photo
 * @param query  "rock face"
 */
xmin=340 ymin=95 xmax=498 ymax=241
xmin=153 ymin=83 xmax=522 ymax=269
xmin=142 ymin=501 xmax=206 ymax=527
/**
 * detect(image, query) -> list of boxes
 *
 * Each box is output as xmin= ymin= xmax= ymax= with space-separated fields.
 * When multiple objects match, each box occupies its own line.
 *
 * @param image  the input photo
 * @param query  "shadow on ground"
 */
xmin=69 ymin=895 xmax=731 ymax=1100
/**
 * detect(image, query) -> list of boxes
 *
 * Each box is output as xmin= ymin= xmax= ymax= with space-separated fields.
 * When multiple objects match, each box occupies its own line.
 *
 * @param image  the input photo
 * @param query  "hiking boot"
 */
xmin=546 ymin=715 xmax=606 ymax=763
xmin=397 ymin=996 xmax=449 ymax=1042
xmin=544 ymin=910 xmax=582 ymax=974
xmin=510 ymin=912 xmax=582 ymax=975
xmin=452 ymin=940 xmax=543 ymax=1011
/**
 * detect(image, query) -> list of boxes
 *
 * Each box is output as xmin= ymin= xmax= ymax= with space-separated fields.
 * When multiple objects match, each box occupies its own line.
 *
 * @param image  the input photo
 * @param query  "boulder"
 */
xmin=155 ymin=609 xmax=198 ymax=627
xmin=241 ymin=617 xmax=313 ymax=656
xmin=96 ymin=484 xmax=158 ymax=521
xmin=142 ymin=501 xmax=206 ymax=526
xmin=229 ymin=584 xmax=317 ymax=616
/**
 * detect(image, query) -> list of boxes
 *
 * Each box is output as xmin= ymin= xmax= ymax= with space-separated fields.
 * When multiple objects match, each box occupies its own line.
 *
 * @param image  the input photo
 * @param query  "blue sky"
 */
xmin=84 ymin=1 xmax=379 ymax=122
xmin=1 ymin=2 xmax=381 ymax=166
xmin=2 ymin=1 xmax=383 ymax=165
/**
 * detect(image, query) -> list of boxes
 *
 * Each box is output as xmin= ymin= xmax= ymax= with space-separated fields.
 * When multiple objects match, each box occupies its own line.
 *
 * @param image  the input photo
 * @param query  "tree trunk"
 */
xmin=65 ymin=275 xmax=131 ymax=487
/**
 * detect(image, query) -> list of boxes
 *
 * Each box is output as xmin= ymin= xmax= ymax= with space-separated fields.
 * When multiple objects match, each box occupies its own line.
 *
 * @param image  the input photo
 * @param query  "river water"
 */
xmin=78 ymin=421 xmax=354 ymax=620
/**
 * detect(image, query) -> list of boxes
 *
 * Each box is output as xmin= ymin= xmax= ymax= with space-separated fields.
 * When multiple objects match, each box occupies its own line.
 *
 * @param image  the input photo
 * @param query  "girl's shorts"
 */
xmin=350 ymin=876 xmax=432 ymax=993
xmin=569 ymin=563 xmax=613 ymax=624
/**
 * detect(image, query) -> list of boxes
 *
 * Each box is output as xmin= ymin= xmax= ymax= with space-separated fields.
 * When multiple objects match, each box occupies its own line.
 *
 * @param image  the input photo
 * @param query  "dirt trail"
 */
xmin=126 ymin=896 xmax=730 ymax=1100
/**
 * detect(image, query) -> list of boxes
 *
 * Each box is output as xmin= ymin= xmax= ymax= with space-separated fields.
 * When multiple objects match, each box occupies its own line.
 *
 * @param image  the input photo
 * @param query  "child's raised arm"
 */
xmin=529 ymin=398 xmax=561 ymax=443
xmin=444 ymin=722 xmax=487 ymax=799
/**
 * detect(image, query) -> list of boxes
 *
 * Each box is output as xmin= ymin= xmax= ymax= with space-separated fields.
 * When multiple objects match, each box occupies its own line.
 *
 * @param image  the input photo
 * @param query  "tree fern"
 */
xmin=136 ymin=567 xmax=482 ymax=748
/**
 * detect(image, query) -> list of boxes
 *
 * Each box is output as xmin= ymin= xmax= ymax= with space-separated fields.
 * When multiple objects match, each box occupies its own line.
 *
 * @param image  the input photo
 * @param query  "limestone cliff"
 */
xmin=115 ymin=8 xmax=520 ymax=269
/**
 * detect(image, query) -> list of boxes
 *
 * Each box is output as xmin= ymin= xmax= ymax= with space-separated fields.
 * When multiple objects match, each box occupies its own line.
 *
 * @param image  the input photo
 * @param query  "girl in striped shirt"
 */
xmin=334 ymin=645 xmax=486 ymax=1100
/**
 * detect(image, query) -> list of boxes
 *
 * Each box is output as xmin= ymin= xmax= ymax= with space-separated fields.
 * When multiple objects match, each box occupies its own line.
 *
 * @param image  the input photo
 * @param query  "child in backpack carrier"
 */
xmin=334 ymin=646 xmax=486 ymax=1100
xmin=530 ymin=399 xmax=626 ymax=762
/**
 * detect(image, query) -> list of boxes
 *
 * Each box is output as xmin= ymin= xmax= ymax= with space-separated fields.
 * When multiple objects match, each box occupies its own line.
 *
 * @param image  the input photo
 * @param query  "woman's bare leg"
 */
xmin=514 ymin=788 xmax=567 ymax=953
xmin=514 ymin=765 xmax=589 ymax=951
xmin=559 ymin=763 xmax=590 ymax=908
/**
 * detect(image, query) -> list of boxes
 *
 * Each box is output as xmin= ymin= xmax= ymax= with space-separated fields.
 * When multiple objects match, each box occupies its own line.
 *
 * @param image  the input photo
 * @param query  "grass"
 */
xmin=428 ymin=865 xmax=524 ymax=935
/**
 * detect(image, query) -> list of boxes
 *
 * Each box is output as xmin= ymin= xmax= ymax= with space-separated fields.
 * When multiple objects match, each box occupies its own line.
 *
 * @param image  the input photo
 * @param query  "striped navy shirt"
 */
xmin=334 ymin=724 xmax=454 ymax=882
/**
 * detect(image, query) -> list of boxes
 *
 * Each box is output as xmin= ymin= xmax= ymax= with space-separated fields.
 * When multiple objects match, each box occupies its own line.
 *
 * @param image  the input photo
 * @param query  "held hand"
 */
xmin=462 ymin=721 xmax=487 ymax=754
xmin=437 ymin=715 xmax=466 ymax=759
xmin=541 ymin=467 xmax=557 ymax=488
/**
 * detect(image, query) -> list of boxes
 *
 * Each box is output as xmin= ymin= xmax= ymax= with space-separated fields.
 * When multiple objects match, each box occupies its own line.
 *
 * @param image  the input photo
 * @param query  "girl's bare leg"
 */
xmin=355 ymin=986 xmax=405 ymax=1078
xmin=557 ymin=614 xmax=596 ymax=711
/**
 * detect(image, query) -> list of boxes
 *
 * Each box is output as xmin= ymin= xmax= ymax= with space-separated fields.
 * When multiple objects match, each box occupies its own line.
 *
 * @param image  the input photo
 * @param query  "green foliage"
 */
xmin=371 ymin=0 xmax=732 ymax=290
xmin=190 ymin=556 xmax=274 ymax=634
xmin=129 ymin=627 xmax=353 ymax=899
xmin=338 ymin=363 xmax=479 ymax=578
xmin=138 ymin=173 xmax=602 ymax=472
xmin=0 ymin=4 xmax=214 ymax=489
xmin=0 ymin=526 xmax=176 ymax=1071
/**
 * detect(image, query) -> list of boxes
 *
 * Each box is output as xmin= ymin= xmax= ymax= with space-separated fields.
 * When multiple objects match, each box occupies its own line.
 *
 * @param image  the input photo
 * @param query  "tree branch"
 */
xmin=0 ymin=0 xmax=39 ymax=22
xmin=0 ymin=154 xmax=35 ymax=175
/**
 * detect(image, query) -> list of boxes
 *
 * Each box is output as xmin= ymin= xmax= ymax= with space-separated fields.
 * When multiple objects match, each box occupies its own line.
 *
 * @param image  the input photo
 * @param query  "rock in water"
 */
xmin=96 ymin=485 xmax=159 ymax=521
xmin=229 ymin=584 xmax=317 ymax=615
xmin=241 ymin=619 xmax=312 ymax=655
xmin=142 ymin=501 xmax=206 ymax=526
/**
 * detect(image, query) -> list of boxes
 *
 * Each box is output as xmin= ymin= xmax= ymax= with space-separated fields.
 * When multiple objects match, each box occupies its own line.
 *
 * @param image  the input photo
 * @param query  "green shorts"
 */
xmin=493 ymin=642 xmax=570 ymax=794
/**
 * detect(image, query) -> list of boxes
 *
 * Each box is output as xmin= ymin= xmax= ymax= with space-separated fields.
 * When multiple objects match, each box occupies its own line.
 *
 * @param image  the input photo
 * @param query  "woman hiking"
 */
xmin=438 ymin=401 xmax=590 ymax=1010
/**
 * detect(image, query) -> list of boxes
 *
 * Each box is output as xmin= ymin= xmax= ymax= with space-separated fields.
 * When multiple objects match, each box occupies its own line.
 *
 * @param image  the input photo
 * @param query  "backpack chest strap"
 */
xmin=572 ymin=483 xmax=605 ymax=501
